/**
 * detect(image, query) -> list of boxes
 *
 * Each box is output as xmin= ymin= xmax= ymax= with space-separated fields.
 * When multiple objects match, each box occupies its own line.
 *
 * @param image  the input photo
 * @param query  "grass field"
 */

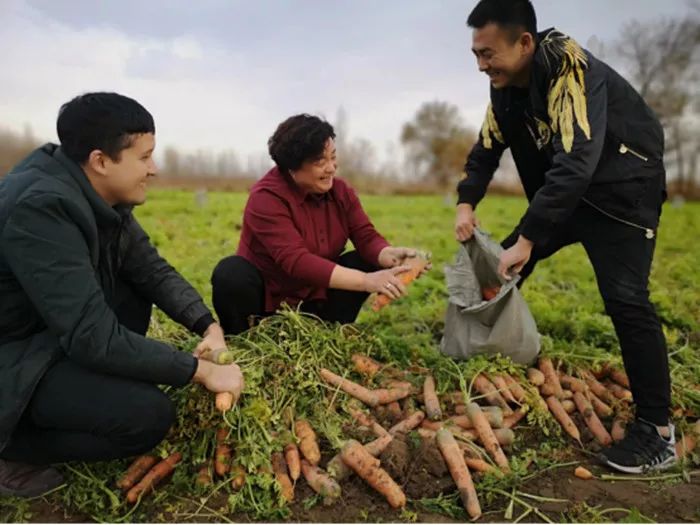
xmin=2 ymin=190 xmax=699 ymax=523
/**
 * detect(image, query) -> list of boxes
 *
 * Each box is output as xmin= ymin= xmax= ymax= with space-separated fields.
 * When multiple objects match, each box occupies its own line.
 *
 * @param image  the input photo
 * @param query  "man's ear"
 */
xmin=85 ymin=150 xmax=109 ymax=176
xmin=520 ymin=32 xmax=535 ymax=55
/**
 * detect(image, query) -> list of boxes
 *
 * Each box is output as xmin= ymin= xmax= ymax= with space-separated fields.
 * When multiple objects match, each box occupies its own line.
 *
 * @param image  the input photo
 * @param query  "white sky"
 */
xmin=0 ymin=0 xmax=691 ymax=167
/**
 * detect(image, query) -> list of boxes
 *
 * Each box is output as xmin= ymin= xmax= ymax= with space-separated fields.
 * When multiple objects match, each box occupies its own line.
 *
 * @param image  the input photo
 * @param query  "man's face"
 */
xmin=472 ymin=23 xmax=532 ymax=89
xmin=101 ymin=133 xmax=157 ymax=206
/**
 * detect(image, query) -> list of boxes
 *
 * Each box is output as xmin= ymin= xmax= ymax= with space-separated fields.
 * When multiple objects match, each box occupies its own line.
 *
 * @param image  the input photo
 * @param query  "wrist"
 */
xmin=192 ymin=358 xmax=211 ymax=384
xmin=517 ymin=235 xmax=534 ymax=249
xmin=204 ymin=322 xmax=223 ymax=338
xmin=457 ymin=203 xmax=474 ymax=211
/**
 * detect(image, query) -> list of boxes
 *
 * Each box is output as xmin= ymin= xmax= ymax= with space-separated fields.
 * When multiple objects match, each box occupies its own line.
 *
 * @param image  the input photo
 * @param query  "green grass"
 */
xmin=5 ymin=191 xmax=698 ymax=523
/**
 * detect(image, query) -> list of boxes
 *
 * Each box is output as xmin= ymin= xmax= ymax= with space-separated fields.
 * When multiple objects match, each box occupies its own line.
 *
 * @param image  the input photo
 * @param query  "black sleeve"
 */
xmin=456 ymin=103 xmax=507 ymax=208
xmin=119 ymin=215 xmax=214 ymax=336
xmin=2 ymin=194 xmax=197 ymax=386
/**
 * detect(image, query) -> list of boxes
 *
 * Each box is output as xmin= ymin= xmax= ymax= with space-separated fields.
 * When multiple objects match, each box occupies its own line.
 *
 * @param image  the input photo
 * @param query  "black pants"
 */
xmin=0 ymin=283 xmax=174 ymax=465
xmin=503 ymin=204 xmax=670 ymax=425
xmin=212 ymin=251 xmax=376 ymax=335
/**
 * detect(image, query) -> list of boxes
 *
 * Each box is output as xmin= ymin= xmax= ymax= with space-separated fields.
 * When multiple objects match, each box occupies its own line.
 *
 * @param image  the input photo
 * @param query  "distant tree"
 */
xmin=401 ymin=101 xmax=477 ymax=192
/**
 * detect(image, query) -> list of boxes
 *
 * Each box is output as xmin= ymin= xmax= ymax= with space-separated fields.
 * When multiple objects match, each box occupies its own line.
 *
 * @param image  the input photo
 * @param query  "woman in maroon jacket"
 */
xmin=212 ymin=114 xmax=422 ymax=334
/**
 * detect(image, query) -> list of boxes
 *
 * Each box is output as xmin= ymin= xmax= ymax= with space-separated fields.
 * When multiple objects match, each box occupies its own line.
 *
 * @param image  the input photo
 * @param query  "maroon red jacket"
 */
xmin=237 ymin=167 xmax=389 ymax=311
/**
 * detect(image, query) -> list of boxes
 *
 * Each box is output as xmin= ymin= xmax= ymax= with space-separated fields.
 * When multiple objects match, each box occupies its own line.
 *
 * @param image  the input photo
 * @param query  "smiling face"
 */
xmin=471 ymin=22 xmax=535 ymax=89
xmin=291 ymin=138 xmax=337 ymax=194
xmin=85 ymin=133 xmax=157 ymax=206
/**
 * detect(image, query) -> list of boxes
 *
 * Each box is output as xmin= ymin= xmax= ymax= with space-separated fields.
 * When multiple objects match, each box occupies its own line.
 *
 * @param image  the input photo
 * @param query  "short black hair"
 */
xmin=268 ymin=114 xmax=336 ymax=172
xmin=57 ymin=92 xmax=155 ymax=165
xmin=467 ymin=0 xmax=537 ymax=42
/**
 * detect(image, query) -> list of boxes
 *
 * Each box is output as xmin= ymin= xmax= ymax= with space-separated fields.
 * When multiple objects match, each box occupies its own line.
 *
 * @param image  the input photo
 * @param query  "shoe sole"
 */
xmin=601 ymin=453 xmax=677 ymax=474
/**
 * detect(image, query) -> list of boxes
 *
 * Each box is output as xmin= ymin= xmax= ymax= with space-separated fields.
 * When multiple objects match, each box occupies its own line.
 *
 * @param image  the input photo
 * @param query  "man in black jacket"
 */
xmin=455 ymin=0 xmax=673 ymax=473
xmin=0 ymin=93 xmax=244 ymax=497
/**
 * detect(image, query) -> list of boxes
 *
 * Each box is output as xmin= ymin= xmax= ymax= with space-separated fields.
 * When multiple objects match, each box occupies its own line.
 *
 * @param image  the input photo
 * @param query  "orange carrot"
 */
xmin=464 ymin=457 xmax=503 ymax=477
xmin=574 ymin=466 xmax=594 ymax=480
xmin=284 ymin=443 xmax=301 ymax=482
xmin=449 ymin=411 xmax=504 ymax=430
xmin=196 ymin=462 xmax=213 ymax=487
xmin=587 ymin=391 xmax=613 ymax=418
xmin=538 ymin=358 xmax=564 ymax=399
xmin=340 ymin=440 xmax=406 ymax=508
xmin=351 ymin=354 xmax=382 ymax=377
xmin=300 ymin=460 xmax=341 ymax=505
xmin=527 ymin=368 xmax=545 ymax=386
xmin=546 ymin=396 xmax=581 ymax=444
xmin=579 ymin=370 xmax=615 ymax=403
xmin=126 ymin=452 xmax=182 ymax=504
xmin=230 ymin=464 xmax=246 ymax=490
xmin=216 ymin=392 xmax=235 ymax=412
xmin=386 ymin=401 xmax=403 ymax=421
xmin=459 ymin=427 xmax=515 ymax=447
xmin=611 ymin=416 xmax=628 ymax=442
xmin=423 ymin=375 xmax=443 ymax=421
xmin=473 ymin=374 xmax=512 ymax=414
xmin=676 ymin=432 xmax=697 ymax=459
xmin=389 ymin=410 xmax=426 ymax=435
xmin=215 ymin=427 xmax=231 ymax=477
xmin=608 ymin=367 xmax=631 ymax=389
xmin=561 ymin=399 xmax=575 ymax=414
xmin=490 ymin=374 xmax=518 ymax=405
xmin=327 ymin=434 xmax=393 ymax=481
xmin=503 ymin=409 xmax=527 ymax=429
xmin=606 ymin=382 xmax=633 ymax=401
xmin=271 ymin=452 xmax=294 ymax=502
xmin=502 ymin=374 xmax=527 ymax=403
xmin=117 ymin=455 xmax=158 ymax=491
xmin=573 ymin=392 xmax=612 ymax=446
xmin=374 ymin=385 xmax=412 ymax=405
xmin=559 ymin=374 xmax=588 ymax=393
xmin=348 ymin=407 xmax=389 ymax=437
xmin=371 ymin=255 xmax=429 ymax=311
xmin=465 ymin=403 xmax=510 ymax=471
xmin=319 ymin=368 xmax=379 ymax=406
xmin=436 ymin=428 xmax=482 ymax=519
xmin=295 ymin=419 xmax=321 ymax=465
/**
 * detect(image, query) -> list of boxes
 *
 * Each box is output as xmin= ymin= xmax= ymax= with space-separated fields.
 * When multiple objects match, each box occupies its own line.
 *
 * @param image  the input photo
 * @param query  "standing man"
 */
xmin=0 ymin=93 xmax=243 ymax=497
xmin=456 ymin=0 xmax=673 ymax=472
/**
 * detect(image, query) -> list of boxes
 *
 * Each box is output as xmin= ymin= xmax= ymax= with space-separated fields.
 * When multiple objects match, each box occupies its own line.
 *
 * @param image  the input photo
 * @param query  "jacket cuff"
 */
xmin=519 ymin=211 xmax=554 ymax=246
xmin=456 ymin=185 xmax=481 ymax=209
xmin=170 ymin=352 xmax=199 ymax=387
xmin=192 ymin=313 xmax=216 ymax=337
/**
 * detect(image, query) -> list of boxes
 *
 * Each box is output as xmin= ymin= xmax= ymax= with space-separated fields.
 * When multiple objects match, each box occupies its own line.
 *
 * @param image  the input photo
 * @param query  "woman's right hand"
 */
xmin=193 ymin=359 xmax=244 ymax=400
xmin=363 ymin=265 xmax=411 ymax=300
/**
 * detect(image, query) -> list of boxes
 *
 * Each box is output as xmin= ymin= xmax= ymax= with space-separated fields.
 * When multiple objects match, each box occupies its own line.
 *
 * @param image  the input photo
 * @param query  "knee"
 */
xmin=212 ymin=256 xmax=257 ymax=294
xmin=114 ymin=388 xmax=176 ymax=456
xmin=601 ymin=283 xmax=653 ymax=318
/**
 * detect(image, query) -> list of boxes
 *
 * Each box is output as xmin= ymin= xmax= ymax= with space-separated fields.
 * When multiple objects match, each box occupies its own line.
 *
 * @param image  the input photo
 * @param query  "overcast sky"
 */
xmin=0 ymin=0 xmax=691 ymax=167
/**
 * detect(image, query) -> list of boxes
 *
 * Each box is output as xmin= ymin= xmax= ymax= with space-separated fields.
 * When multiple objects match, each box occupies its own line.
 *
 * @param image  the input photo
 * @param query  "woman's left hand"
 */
xmin=378 ymin=246 xmax=431 ymax=274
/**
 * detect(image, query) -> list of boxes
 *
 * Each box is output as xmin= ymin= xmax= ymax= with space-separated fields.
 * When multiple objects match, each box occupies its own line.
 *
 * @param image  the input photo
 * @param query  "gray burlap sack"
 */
xmin=440 ymin=228 xmax=540 ymax=364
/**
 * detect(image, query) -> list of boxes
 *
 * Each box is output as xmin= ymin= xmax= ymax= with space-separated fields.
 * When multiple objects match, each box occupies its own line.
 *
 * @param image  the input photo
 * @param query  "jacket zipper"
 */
xmin=581 ymin=197 xmax=655 ymax=239
xmin=619 ymin=143 xmax=648 ymax=162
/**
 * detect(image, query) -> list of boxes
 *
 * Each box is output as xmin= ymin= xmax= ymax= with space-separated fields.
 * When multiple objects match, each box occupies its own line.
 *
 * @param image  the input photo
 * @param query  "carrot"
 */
xmin=319 ymin=368 xmax=379 ymax=406
xmin=545 ymin=396 xmax=581 ymax=444
xmin=436 ymin=428 xmax=482 ymax=519
xmin=271 ymin=452 xmax=294 ymax=502
xmin=374 ymin=385 xmax=412 ymax=405
xmin=423 ymin=375 xmax=443 ymax=421
xmin=216 ymin=392 xmax=235 ymax=412
xmin=538 ymin=358 xmax=564 ymax=399
xmin=472 ymin=374 xmax=512 ymax=414
xmin=579 ymin=370 xmax=614 ymax=403
xmin=586 ymin=391 xmax=613 ymax=418
xmin=574 ymin=466 xmax=594 ymax=480
xmin=196 ymin=462 xmax=213 ymax=487
xmin=449 ymin=411 xmax=504 ymax=430
xmin=284 ymin=443 xmax=301 ymax=482
xmin=327 ymin=434 xmax=393 ymax=481
xmin=117 ymin=455 xmax=158 ymax=491
xmin=608 ymin=367 xmax=631 ymax=389
xmin=464 ymin=457 xmax=503 ymax=477
xmin=230 ymin=464 xmax=246 ymax=491
xmin=295 ymin=419 xmax=321 ymax=465
xmin=351 ymin=354 xmax=382 ymax=377
xmin=676 ymin=425 xmax=698 ymax=458
xmin=420 ymin=419 xmax=444 ymax=431
xmin=611 ymin=416 xmax=628 ymax=442
xmin=371 ymin=255 xmax=429 ymax=311
xmin=465 ymin=403 xmax=510 ymax=471
xmin=559 ymin=374 xmax=588 ymax=393
xmin=606 ymin=382 xmax=633 ymax=401
xmin=386 ymin=401 xmax=403 ymax=421
xmin=300 ymin=460 xmax=341 ymax=505
xmin=502 ymin=374 xmax=527 ymax=403
xmin=340 ymin=440 xmax=406 ymax=508
xmin=215 ymin=427 xmax=231 ymax=477
xmin=453 ymin=404 xmax=504 ymax=419
xmin=561 ymin=399 xmax=576 ymax=414
xmin=126 ymin=452 xmax=182 ymax=504
xmin=527 ymin=368 xmax=545 ymax=386
xmin=503 ymin=409 xmax=527 ymax=429
xmin=490 ymin=374 xmax=518 ymax=405
xmin=389 ymin=410 xmax=426 ymax=435
xmin=573 ymin=392 xmax=612 ymax=446
xmin=459 ymin=427 xmax=515 ymax=447
xmin=348 ymin=407 xmax=389 ymax=437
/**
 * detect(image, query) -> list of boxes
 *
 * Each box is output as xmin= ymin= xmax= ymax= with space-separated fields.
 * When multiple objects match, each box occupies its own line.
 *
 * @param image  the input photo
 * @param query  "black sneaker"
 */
xmin=599 ymin=418 xmax=676 ymax=474
xmin=0 ymin=459 xmax=64 ymax=498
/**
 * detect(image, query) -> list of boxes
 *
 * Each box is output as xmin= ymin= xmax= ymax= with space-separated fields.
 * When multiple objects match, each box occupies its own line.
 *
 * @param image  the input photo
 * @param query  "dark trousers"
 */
xmin=212 ymin=251 xmax=376 ymax=335
xmin=503 ymin=204 xmax=670 ymax=425
xmin=0 ymin=283 xmax=174 ymax=465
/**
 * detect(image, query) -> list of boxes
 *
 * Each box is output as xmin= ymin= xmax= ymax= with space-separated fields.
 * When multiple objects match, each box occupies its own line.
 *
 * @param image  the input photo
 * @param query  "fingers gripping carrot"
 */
xmin=372 ymin=256 xmax=429 ymax=311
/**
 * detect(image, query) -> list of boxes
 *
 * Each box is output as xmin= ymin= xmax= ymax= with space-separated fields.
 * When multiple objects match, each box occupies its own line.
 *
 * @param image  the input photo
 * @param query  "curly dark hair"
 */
xmin=267 ymin=114 xmax=336 ymax=172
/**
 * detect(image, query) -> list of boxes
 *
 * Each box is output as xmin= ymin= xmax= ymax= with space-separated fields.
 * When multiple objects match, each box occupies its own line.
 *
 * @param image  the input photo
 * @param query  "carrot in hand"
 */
xmin=436 ymin=428 xmax=481 ymax=519
xmin=117 ymin=455 xmax=158 ymax=491
xmin=340 ymin=440 xmax=406 ymax=508
xmin=295 ymin=419 xmax=321 ymax=465
xmin=126 ymin=452 xmax=182 ymax=504
xmin=423 ymin=375 xmax=443 ymax=421
xmin=371 ymin=255 xmax=429 ymax=311
xmin=216 ymin=392 xmax=235 ymax=412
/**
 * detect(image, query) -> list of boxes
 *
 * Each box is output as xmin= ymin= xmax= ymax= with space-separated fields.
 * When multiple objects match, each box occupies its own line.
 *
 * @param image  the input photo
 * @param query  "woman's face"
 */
xmin=291 ymin=138 xmax=337 ymax=194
